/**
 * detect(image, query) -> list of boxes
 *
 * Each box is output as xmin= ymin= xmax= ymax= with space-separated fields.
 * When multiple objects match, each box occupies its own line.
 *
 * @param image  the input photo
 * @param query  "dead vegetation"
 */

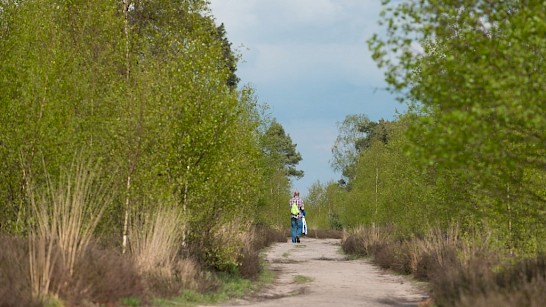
xmin=341 ymin=226 xmax=546 ymax=307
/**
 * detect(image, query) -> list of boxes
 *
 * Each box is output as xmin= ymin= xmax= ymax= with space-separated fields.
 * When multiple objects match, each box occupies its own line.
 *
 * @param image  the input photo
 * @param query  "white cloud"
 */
xmin=210 ymin=1 xmax=387 ymax=88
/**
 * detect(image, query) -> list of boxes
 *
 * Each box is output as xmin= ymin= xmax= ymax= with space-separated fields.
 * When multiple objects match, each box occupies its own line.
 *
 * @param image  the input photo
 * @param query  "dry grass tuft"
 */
xmin=28 ymin=159 xmax=111 ymax=301
xmin=130 ymin=206 xmax=192 ymax=296
xmin=131 ymin=207 xmax=183 ymax=274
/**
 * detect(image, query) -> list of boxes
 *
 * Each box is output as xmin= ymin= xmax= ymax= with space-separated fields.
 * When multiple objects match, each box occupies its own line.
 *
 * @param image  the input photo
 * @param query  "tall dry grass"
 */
xmin=130 ymin=206 xmax=204 ymax=296
xmin=28 ymin=160 xmax=111 ymax=300
xmin=130 ymin=206 xmax=184 ymax=274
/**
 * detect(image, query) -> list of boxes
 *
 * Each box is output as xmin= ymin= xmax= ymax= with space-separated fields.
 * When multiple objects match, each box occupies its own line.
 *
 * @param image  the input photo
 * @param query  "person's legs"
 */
xmin=291 ymin=217 xmax=297 ymax=243
xmin=296 ymin=218 xmax=303 ymax=242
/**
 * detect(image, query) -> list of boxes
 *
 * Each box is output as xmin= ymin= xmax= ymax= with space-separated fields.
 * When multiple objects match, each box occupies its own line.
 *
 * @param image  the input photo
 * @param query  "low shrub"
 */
xmin=308 ymin=228 xmax=343 ymax=239
xmin=0 ymin=235 xmax=40 ymax=307
xmin=341 ymin=233 xmax=368 ymax=256
xmin=143 ymin=257 xmax=212 ymax=298
xmin=252 ymin=224 xmax=286 ymax=249
xmin=238 ymin=225 xmax=287 ymax=279
xmin=457 ymin=254 xmax=546 ymax=307
xmin=237 ymin=228 xmax=261 ymax=279
xmin=341 ymin=225 xmax=545 ymax=307
xmin=59 ymin=242 xmax=144 ymax=305
xmin=414 ymin=251 xmax=437 ymax=281
xmin=373 ymin=242 xmax=397 ymax=270
xmin=341 ymin=226 xmax=394 ymax=257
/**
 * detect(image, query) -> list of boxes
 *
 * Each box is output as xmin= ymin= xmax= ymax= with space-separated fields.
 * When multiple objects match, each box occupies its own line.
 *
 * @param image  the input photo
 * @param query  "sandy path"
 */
xmin=206 ymin=237 xmax=428 ymax=307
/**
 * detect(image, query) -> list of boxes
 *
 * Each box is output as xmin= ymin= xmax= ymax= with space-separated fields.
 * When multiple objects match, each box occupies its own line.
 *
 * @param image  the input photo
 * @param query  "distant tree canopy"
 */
xmin=331 ymin=114 xmax=390 ymax=185
xmin=261 ymin=120 xmax=304 ymax=180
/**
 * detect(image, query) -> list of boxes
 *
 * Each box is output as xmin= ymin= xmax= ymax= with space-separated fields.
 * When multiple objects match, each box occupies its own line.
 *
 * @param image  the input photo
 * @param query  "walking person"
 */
xmin=289 ymin=191 xmax=304 ymax=243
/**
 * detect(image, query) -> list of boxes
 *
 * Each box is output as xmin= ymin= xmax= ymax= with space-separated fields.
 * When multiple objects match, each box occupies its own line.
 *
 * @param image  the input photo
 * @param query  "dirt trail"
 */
xmin=205 ymin=237 xmax=428 ymax=307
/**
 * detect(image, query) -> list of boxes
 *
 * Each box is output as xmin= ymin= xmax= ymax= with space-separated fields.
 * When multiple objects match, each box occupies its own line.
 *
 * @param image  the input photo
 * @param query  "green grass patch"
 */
xmin=153 ymin=259 xmax=277 ymax=307
xmin=120 ymin=297 xmax=141 ymax=307
xmin=153 ymin=273 xmax=252 ymax=306
xmin=257 ymin=260 xmax=275 ymax=284
xmin=293 ymin=275 xmax=313 ymax=283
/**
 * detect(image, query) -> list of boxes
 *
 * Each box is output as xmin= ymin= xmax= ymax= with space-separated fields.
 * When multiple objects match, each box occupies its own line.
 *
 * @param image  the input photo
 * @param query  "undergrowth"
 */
xmin=341 ymin=225 xmax=546 ymax=307
xmin=0 ymin=223 xmax=286 ymax=306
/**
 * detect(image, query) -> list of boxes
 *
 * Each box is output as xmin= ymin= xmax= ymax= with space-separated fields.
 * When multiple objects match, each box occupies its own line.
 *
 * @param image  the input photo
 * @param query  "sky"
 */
xmin=208 ymin=0 xmax=406 ymax=197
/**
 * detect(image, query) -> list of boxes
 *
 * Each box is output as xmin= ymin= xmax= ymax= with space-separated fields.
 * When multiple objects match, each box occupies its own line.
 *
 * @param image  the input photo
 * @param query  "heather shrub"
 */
xmin=341 ymin=226 xmax=394 ymax=257
xmin=0 ymin=235 xmax=39 ymax=307
xmin=238 ymin=225 xmax=290 ymax=279
xmin=341 ymin=232 xmax=368 ymax=256
xmin=373 ymin=241 xmax=397 ymax=270
xmin=496 ymin=254 xmax=546 ymax=290
xmin=237 ymin=229 xmax=261 ymax=279
xmin=308 ymin=228 xmax=343 ymax=239
xmin=59 ymin=242 xmax=144 ymax=305
xmin=252 ymin=224 xmax=286 ymax=250
xmin=456 ymin=255 xmax=546 ymax=307
xmin=143 ymin=258 xmax=208 ymax=298
xmin=339 ymin=225 xmax=546 ymax=306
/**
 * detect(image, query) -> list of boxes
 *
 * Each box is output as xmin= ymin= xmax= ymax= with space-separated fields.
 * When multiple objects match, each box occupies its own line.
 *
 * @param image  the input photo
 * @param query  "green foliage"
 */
xmin=254 ymin=118 xmax=304 ymax=229
xmin=261 ymin=120 xmax=304 ymax=179
xmin=331 ymin=115 xmax=392 ymax=186
xmin=304 ymin=181 xmax=344 ymax=230
xmin=0 ymin=0 xmax=127 ymax=234
xmin=334 ymin=117 xmax=435 ymax=233
xmin=0 ymin=0 xmax=298 ymax=276
xmin=354 ymin=0 xmax=546 ymax=253
xmin=153 ymin=273 xmax=254 ymax=307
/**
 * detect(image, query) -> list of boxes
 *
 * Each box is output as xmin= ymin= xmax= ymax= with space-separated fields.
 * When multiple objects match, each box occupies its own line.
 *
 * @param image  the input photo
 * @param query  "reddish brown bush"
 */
xmin=145 ymin=256 xmax=217 ymax=298
xmin=496 ymin=254 xmax=546 ymax=289
xmin=308 ymin=229 xmax=343 ymax=239
xmin=341 ymin=226 xmax=546 ymax=307
xmin=429 ymin=250 xmax=496 ymax=307
xmin=414 ymin=252 xmax=435 ymax=281
xmin=235 ymin=225 xmax=288 ymax=280
xmin=341 ymin=234 xmax=368 ymax=256
xmin=432 ymin=253 xmax=546 ymax=307
xmin=58 ymin=242 xmax=144 ymax=305
xmin=0 ymin=235 xmax=40 ymax=307
xmin=373 ymin=242 xmax=396 ymax=270
xmin=253 ymin=225 xmax=286 ymax=249
xmin=238 ymin=246 xmax=261 ymax=280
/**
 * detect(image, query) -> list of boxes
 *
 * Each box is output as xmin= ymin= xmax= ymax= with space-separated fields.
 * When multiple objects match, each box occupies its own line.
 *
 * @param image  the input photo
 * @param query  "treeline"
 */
xmin=0 ymin=0 xmax=302 ymax=304
xmin=306 ymin=2 xmax=545 ymax=304
xmin=307 ymin=0 xmax=545 ymax=256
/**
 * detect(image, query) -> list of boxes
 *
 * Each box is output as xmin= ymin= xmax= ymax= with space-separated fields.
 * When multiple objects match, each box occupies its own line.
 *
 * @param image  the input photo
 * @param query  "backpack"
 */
xmin=290 ymin=201 xmax=299 ymax=215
